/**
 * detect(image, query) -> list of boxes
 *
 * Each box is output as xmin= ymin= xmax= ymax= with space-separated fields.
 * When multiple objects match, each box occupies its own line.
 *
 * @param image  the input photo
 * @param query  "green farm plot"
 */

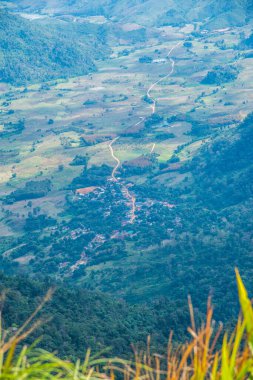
xmin=88 ymin=141 xmax=115 ymax=167
xmin=155 ymin=142 xmax=179 ymax=162
xmin=0 ymin=220 xmax=14 ymax=236
xmin=178 ymin=140 xmax=204 ymax=161
xmin=114 ymin=140 xmax=151 ymax=161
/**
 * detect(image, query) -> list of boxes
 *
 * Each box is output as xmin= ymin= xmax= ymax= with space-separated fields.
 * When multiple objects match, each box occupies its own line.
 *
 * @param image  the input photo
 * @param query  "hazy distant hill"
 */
xmin=0 ymin=9 xmax=109 ymax=85
xmin=158 ymin=0 xmax=252 ymax=28
xmin=6 ymin=0 xmax=253 ymax=28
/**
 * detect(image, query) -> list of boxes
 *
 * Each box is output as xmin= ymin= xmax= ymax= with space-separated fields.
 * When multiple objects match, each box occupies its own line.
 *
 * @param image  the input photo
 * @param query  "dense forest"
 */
xmin=190 ymin=112 xmax=253 ymax=208
xmin=0 ymin=273 xmax=190 ymax=359
xmin=0 ymin=10 xmax=109 ymax=85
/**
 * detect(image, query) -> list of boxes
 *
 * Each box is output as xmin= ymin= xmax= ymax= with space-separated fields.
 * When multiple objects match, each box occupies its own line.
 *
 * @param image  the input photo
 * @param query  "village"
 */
xmin=51 ymin=175 xmax=178 ymax=275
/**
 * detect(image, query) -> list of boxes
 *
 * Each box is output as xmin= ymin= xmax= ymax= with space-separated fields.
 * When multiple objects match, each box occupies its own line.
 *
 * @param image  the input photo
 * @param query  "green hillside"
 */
xmin=0 ymin=10 xmax=109 ymax=85
xmin=190 ymin=113 xmax=253 ymax=208
xmin=0 ymin=271 xmax=253 ymax=379
xmin=60 ymin=114 xmax=253 ymax=319
xmin=0 ymin=273 xmax=189 ymax=359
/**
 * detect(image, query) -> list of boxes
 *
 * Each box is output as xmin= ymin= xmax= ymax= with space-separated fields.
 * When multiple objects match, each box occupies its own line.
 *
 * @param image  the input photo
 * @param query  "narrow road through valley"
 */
xmin=150 ymin=143 xmax=156 ymax=153
xmin=108 ymin=122 xmax=140 ymax=224
xmin=108 ymin=40 xmax=183 ymax=224
xmin=108 ymin=137 xmax=120 ymax=181
xmin=146 ymin=41 xmax=182 ymax=114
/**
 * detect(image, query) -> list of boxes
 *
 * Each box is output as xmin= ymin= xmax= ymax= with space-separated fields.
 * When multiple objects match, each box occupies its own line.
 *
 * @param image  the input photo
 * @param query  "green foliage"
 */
xmin=0 ymin=120 xmax=24 ymax=137
xmin=0 ymin=10 xmax=109 ymax=85
xmin=0 ymin=273 xmax=189 ymax=359
xmin=143 ymin=95 xmax=154 ymax=104
xmin=201 ymin=65 xmax=239 ymax=85
xmin=4 ymin=180 xmax=52 ymax=204
xmin=70 ymin=156 xmax=89 ymax=168
xmin=243 ymin=33 xmax=253 ymax=47
xmin=155 ymin=133 xmax=175 ymax=141
xmin=139 ymin=56 xmax=153 ymax=64
xmin=24 ymin=214 xmax=56 ymax=232
xmin=71 ymin=165 xmax=112 ymax=188
xmin=144 ymin=114 xmax=164 ymax=128
xmin=183 ymin=41 xmax=193 ymax=48
xmin=1 ymin=271 xmax=253 ymax=379
xmin=190 ymin=113 xmax=253 ymax=208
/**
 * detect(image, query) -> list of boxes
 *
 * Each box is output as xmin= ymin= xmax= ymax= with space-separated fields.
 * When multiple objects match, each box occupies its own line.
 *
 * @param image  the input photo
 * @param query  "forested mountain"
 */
xmin=2 ymin=0 xmax=251 ymax=83
xmin=6 ymin=0 xmax=253 ymax=28
xmin=0 ymin=273 xmax=189 ymax=359
xmin=0 ymin=9 xmax=109 ymax=85
xmin=190 ymin=113 xmax=253 ymax=209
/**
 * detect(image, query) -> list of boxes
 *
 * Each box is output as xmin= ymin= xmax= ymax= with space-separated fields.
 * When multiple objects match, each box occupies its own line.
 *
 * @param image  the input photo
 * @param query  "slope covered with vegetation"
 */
xmin=0 ymin=10 xmax=109 ymax=85
xmin=190 ymin=112 xmax=253 ymax=208
xmin=0 ymin=273 xmax=189 ymax=359
xmin=57 ymin=113 xmax=253 ymax=319
xmin=0 ymin=270 xmax=253 ymax=379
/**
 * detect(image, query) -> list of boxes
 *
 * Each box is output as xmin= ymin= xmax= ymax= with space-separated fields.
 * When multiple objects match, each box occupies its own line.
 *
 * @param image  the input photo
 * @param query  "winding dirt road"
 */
xmin=108 ymin=125 xmax=138 ymax=224
xmin=108 ymin=40 xmax=183 ymax=224
xmin=150 ymin=143 xmax=156 ymax=153
xmin=108 ymin=137 xmax=120 ymax=181
xmin=146 ymin=41 xmax=182 ymax=114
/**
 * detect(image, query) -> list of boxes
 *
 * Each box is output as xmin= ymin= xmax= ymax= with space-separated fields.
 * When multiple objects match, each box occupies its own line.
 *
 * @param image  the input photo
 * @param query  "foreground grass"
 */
xmin=1 ymin=269 xmax=253 ymax=379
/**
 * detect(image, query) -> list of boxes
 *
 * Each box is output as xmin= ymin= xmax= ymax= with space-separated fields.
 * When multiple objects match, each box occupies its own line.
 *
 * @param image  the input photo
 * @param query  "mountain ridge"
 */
xmin=0 ymin=9 xmax=109 ymax=85
xmin=5 ymin=0 xmax=253 ymax=28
